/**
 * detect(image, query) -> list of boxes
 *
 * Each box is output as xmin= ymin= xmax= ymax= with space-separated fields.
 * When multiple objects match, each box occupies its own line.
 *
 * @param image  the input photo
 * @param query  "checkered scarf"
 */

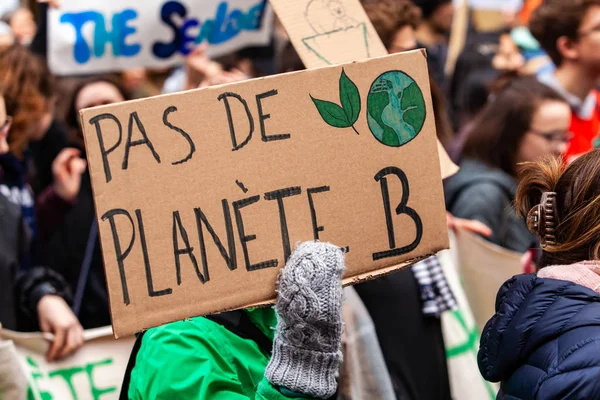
xmin=412 ymin=256 xmax=458 ymax=317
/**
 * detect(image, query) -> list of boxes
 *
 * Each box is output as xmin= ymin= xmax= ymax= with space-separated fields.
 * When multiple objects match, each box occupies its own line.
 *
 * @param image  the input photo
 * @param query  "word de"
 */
xmin=89 ymin=89 xmax=286 ymax=184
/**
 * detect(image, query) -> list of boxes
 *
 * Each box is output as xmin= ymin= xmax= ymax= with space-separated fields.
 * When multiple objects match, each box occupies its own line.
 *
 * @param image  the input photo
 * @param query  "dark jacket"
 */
xmin=354 ymin=267 xmax=451 ymax=400
xmin=478 ymin=274 xmax=600 ymax=399
xmin=0 ymin=192 xmax=71 ymax=331
xmin=45 ymin=172 xmax=110 ymax=329
xmin=444 ymin=159 xmax=537 ymax=253
xmin=0 ymin=153 xmax=37 ymax=254
xmin=417 ymin=41 xmax=448 ymax=91
xmin=30 ymin=3 xmax=48 ymax=58
xmin=29 ymin=119 xmax=69 ymax=196
xmin=0 ymin=149 xmax=73 ymax=268
xmin=0 ymin=194 xmax=27 ymax=329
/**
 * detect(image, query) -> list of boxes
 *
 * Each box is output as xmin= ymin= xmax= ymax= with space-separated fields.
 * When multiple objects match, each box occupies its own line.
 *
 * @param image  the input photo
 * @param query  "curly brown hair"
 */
xmin=0 ymin=44 xmax=53 ymax=158
xmin=530 ymin=0 xmax=600 ymax=66
xmin=362 ymin=0 xmax=422 ymax=50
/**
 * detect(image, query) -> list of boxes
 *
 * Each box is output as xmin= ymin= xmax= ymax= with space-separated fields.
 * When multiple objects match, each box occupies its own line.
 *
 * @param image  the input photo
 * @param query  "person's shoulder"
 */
xmin=479 ymin=275 xmax=600 ymax=384
xmin=447 ymin=159 xmax=515 ymax=193
xmin=142 ymin=316 xmax=226 ymax=347
xmin=459 ymin=179 xmax=509 ymax=198
xmin=503 ymin=327 xmax=600 ymax=399
xmin=449 ymin=176 xmax=512 ymax=212
xmin=537 ymin=325 xmax=600 ymax=397
xmin=128 ymin=317 xmax=240 ymax=399
xmin=132 ymin=317 xmax=235 ymax=379
xmin=134 ymin=317 xmax=237 ymax=361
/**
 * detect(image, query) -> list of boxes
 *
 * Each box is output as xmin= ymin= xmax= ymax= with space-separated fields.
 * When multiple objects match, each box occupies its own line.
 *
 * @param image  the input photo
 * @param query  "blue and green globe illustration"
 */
xmin=367 ymin=71 xmax=426 ymax=147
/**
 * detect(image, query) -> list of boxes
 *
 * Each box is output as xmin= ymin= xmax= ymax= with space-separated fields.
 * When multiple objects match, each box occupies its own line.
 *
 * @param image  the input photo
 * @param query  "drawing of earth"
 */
xmin=367 ymin=71 xmax=426 ymax=147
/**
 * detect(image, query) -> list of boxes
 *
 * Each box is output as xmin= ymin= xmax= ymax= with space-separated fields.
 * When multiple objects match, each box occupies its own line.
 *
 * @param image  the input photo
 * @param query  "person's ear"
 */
xmin=557 ymin=35 xmax=580 ymax=62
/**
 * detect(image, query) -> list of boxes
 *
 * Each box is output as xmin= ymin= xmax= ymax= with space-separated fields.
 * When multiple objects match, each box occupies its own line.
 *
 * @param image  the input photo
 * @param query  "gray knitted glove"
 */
xmin=265 ymin=241 xmax=346 ymax=399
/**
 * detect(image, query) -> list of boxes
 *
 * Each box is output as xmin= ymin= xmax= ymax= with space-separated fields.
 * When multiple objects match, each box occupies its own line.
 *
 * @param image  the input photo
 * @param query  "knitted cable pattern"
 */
xmin=265 ymin=241 xmax=346 ymax=398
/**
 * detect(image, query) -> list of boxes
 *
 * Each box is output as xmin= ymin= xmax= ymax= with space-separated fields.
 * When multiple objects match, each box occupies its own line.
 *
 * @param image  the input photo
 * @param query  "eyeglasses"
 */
xmin=530 ymin=129 xmax=573 ymax=145
xmin=0 ymin=116 xmax=12 ymax=132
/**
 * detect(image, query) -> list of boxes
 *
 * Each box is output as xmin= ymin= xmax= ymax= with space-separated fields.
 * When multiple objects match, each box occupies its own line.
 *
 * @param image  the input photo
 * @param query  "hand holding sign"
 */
xmin=37 ymin=295 xmax=84 ymax=361
xmin=266 ymin=242 xmax=345 ymax=398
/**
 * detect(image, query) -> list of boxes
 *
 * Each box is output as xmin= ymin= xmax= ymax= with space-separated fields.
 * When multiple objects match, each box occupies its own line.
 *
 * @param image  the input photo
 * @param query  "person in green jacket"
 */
xmin=126 ymin=241 xmax=345 ymax=399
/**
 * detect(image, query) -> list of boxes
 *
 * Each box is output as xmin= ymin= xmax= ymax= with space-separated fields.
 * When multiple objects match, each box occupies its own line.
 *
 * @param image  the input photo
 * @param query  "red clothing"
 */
xmin=566 ymin=91 xmax=600 ymax=161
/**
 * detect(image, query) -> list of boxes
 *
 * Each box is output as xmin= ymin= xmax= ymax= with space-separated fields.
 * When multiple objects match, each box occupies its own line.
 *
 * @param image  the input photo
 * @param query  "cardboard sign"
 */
xmin=48 ymin=0 xmax=274 ymax=75
xmin=0 ymin=327 xmax=135 ymax=400
xmin=81 ymin=51 xmax=449 ymax=337
xmin=269 ymin=0 xmax=458 ymax=179
xmin=455 ymin=230 xmax=524 ymax=331
xmin=269 ymin=0 xmax=386 ymax=68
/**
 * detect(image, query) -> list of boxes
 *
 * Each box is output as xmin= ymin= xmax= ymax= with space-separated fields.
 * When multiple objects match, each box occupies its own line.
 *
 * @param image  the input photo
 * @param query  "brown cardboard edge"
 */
xmin=112 ymin=244 xmax=448 ymax=339
xmin=79 ymin=50 xmax=428 ymax=116
xmin=244 ymin=246 xmax=447 ymax=307
xmin=78 ymin=110 xmax=121 ymax=337
xmin=418 ymin=47 xmax=458 ymax=180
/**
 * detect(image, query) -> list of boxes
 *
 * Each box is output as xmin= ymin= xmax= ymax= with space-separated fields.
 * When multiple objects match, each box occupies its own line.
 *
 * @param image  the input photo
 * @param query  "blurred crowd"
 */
xmin=3 ymin=0 xmax=600 ymax=399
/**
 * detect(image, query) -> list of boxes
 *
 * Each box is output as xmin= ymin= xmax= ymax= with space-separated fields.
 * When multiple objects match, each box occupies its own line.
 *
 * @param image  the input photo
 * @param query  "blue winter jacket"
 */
xmin=478 ymin=274 xmax=600 ymax=400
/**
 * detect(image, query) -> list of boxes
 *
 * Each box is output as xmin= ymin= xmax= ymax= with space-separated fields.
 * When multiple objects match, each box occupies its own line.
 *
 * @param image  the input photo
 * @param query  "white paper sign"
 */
xmin=454 ymin=230 xmax=524 ymax=331
xmin=0 ymin=327 xmax=135 ymax=400
xmin=466 ymin=0 xmax=523 ymax=11
xmin=48 ymin=0 xmax=274 ymax=75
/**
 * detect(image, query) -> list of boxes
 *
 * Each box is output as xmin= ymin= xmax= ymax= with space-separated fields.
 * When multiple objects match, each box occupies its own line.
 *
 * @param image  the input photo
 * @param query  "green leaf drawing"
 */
xmin=339 ymin=69 xmax=361 ymax=125
xmin=310 ymin=97 xmax=351 ymax=128
xmin=400 ymin=82 xmax=426 ymax=134
xmin=310 ymin=69 xmax=361 ymax=134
